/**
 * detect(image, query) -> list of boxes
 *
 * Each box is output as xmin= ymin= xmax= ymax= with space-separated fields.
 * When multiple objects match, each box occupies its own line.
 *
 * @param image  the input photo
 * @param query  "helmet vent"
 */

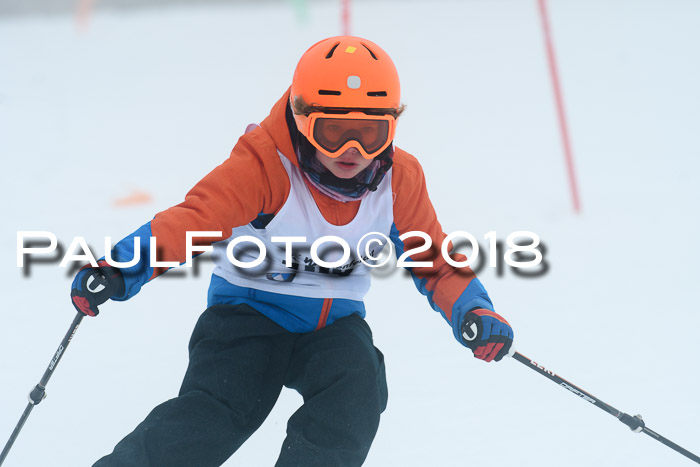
xmin=367 ymin=91 xmax=387 ymax=97
xmin=361 ymin=43 xmax=378 ymax=60
xmin=325 ymin=42 xmax=341 ymax=59
xmin=318 ymin=90 xmax=341 ymax=95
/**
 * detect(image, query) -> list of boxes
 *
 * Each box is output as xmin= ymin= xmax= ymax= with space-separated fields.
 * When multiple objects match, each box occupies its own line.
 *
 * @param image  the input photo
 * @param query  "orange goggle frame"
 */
xmin=295 ymin=111 xmax=396 ymax=160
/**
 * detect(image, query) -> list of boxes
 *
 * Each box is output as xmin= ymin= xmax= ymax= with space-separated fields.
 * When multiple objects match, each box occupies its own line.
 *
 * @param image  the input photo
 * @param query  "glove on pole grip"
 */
xmin=71 ymin=260 xmax=125 ymax=317
xmin=460 ymin=309 xmax=513 ymax=362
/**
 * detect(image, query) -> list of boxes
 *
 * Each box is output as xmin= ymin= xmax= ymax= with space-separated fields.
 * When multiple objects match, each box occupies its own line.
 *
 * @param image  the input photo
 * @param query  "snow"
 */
xmin=1 ymin=1 xmax=699 ymax=466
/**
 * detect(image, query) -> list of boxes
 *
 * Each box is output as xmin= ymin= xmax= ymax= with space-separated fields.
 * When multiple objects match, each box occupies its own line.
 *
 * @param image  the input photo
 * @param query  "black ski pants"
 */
xmin=93 ymin=304 xmax=388 ymax=467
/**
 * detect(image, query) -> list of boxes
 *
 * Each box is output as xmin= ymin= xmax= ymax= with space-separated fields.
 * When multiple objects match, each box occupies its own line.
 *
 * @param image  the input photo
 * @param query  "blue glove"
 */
xmin=70 ymin=260 xmax=125 ymax=316
xmin=461 ymin=309 xmax=513 ymax=362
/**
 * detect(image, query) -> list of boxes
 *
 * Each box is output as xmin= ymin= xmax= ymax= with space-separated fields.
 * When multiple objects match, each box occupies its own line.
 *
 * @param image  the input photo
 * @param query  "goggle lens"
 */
xmin=313 ymin=118 xmax=390 ymax=156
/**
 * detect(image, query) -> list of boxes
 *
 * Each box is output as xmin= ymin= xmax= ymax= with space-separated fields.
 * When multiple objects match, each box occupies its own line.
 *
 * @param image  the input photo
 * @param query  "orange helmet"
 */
xmin=291 ymin=36 xmax=401 ymax=159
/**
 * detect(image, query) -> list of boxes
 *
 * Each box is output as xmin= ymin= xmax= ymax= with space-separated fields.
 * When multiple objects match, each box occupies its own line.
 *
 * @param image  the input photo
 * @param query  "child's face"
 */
xmin=315 ymin=147 xmax=373 ymax=179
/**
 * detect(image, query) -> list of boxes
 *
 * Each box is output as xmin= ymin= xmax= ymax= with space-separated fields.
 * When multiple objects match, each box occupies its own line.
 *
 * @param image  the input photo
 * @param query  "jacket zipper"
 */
xmin=315 ymin=298 xmax=333 ymax=330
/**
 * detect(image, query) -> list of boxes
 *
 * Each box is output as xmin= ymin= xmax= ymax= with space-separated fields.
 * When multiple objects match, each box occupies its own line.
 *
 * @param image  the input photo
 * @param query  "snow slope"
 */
xmin=1 ymin=1 xmax=698 ymax=466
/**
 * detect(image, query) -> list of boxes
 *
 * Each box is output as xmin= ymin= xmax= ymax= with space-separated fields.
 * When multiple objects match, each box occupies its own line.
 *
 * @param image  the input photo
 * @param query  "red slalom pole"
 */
xmin=342 ymin=0 xmax=351 ymax=36
xmin=537 ymin=0 xmax=581 ymax=213
xmin=75 ymin=0 xmax=93 ymax=32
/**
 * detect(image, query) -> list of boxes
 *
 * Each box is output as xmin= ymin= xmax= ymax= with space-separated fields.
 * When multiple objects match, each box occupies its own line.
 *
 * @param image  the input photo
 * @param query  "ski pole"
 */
xmin=509 ymin=349 xmax=700 ymax=464
xmin=0 ymin=312 xmax=84 ymax=466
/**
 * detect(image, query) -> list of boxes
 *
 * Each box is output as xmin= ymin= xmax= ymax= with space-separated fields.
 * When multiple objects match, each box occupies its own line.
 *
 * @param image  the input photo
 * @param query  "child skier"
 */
xmin=71 ymin=36 xmax=514 ymax=467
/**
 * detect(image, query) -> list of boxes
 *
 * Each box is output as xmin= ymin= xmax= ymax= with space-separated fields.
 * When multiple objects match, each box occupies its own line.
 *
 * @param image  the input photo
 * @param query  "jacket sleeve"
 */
xmin=108 ymin=128 xmax=290 ymax=300
xmin=390 ymin=149 xmax=494 ymax=344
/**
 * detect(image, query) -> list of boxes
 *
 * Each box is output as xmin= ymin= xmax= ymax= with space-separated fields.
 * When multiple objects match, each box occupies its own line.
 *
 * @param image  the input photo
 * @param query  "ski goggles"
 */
xmin=296 ymin=111 xmax=396 ymax=160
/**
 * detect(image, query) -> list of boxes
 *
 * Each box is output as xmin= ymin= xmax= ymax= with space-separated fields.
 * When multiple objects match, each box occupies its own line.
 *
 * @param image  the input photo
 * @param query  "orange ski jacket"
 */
xmin=109 ymin=89 xmax=494 ymax=341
